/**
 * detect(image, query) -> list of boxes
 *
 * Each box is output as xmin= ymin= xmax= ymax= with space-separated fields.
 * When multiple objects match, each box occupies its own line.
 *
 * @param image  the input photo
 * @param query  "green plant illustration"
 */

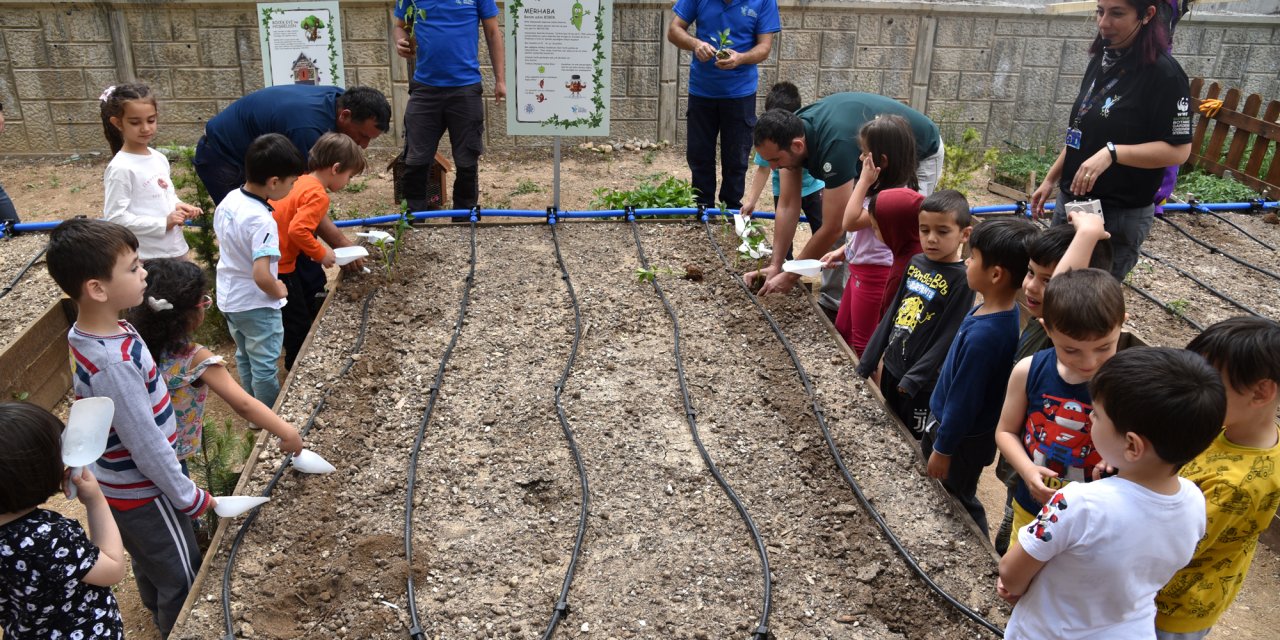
xmin=570 ymin=0 xmax=590 ymax=31
xmin=300 ymin=14 xmax=325 ymax=41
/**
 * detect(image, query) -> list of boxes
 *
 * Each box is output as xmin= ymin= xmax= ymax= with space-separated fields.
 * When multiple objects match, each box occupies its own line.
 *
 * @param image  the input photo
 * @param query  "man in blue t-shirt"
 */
xmin=667 ymin=0 xmax=780 ymax=210
xmin=394 ymin=0 xmax=506 ymax=218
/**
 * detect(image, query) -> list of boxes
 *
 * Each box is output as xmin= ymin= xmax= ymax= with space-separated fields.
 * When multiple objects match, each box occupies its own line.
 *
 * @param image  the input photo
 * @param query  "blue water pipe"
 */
xmin=4 ymin=201 xmax=1277 ymax=238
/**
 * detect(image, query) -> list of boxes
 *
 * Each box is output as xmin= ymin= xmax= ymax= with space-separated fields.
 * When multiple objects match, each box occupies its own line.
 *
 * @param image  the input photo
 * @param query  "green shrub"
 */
xmin=994 ymin=147 xmax=1057 ymax=190
xmin=938 ymin=126 xmax=999 ymax=194
xmin=591 ymin=173 xmax=697 ymax=210
xmin=1175 ymin=169 xmax=1259 ymax=203
xmin=190 ymin=418 xmax=256 ymax=534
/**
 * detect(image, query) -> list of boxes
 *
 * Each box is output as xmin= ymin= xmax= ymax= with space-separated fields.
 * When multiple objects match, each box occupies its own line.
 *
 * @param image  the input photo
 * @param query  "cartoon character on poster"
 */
xmin=565 ymin=75 xmax=586 ymax=97
xmin=570 ymin=0 xmax=590 ymax=31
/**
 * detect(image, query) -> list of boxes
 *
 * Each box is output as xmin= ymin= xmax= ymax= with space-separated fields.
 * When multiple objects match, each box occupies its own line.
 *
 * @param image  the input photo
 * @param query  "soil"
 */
xmin=1 ymin=146 xmax=1277 ymax=639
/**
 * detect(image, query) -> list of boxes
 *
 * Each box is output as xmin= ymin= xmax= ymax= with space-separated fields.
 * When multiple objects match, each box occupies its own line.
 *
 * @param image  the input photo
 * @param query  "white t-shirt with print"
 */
xmin=1007 ymin=476 xmax=1205 ymax=640
xmin=214 ymin=188 xmax=285 ymax=313
xmin=102 ymin=148 xmax=188 ymax=260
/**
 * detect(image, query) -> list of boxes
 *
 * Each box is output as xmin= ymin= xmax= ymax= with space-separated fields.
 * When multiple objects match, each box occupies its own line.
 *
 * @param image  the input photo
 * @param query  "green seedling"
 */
xmin=513 ymin=178 xmax=542 ymax=195
xmin=713 ymin=28 xmax=733 ymax=59
xmin=635 ymin=265 xmax=699 ymax=283
xmin=1167 ymin=298 xmax=1191 ymax=317
xmin=344 ymin=179 xmax=369 ymax=194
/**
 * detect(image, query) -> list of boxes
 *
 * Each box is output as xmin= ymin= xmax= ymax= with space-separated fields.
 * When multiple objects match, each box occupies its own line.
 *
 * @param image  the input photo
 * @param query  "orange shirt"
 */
xmin=271 ymin=174 xmax=329 ymax=274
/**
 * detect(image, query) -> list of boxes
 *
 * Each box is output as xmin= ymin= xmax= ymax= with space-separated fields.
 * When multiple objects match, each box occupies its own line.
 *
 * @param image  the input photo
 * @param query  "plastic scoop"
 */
xmin=782 ymin=259 xmax=823 ymax=277
xmin=291 ymin=449 xmax=336 ymax=474
xmin=61 ymin=397 xmax=114 ymax=500
xmin=213 ymin=496 xmax=270 ymax=518
xmin=334 ymin=246 xmax=369 ymax=266
xmin=357 ymin=230 xmax=394 ymax=245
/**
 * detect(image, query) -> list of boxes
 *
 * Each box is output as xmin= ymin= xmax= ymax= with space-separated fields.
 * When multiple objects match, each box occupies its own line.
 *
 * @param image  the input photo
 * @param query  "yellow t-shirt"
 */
xmin=1155 ymin=426 xmax=1280 ymax=633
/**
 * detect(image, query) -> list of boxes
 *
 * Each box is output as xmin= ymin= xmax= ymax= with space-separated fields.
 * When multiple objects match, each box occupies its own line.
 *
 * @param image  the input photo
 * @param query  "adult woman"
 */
xmin=1030 ymin=0 xmax=1192 ymax=281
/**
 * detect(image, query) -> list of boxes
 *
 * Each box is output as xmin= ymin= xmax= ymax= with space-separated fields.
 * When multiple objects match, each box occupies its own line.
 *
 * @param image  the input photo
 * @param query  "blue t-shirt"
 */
xmin=202 ymin=84 xmax=341 ymax=167
xmin=753 ymin=152 xmax=824 ymax=198
xmin=927 ymin=305 xmax=1020 ymax=456
xmin=673 ymin=0 xmax=781 ymax=99
xmin=396 ymin=0 xmax=500 ymax=87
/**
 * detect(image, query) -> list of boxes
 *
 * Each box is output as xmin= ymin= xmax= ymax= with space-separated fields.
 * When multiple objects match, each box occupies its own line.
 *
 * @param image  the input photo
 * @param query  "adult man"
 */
xmin=667 ymin=0 xmax=779 ymax=209
xmin=751 ymin=92 xmax=943 ymax=301
xmin=394 ymin=0 xmax=506 ymax=217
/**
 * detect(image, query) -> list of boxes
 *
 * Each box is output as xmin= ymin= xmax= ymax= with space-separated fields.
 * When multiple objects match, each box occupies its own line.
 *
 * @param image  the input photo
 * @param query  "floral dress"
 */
xmin=161 ymin=343 xmax=224 ymax=460
xmin=0 ymin=509 xmax=124 ymax=639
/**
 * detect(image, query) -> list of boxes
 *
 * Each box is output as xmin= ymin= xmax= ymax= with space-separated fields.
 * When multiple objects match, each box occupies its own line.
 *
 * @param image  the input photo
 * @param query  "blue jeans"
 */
xmin=0 ymin=180 xmax=18 ymax=223
xmin=224 ymin=307 xmax=283 ymax=407
xmin=686 ymin=94 xmax=757 ymax=209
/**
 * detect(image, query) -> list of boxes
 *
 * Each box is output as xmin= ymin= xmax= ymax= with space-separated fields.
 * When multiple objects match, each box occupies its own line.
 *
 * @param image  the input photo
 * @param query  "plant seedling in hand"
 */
xmin=713 ymin=28 xmax=733 ymax=59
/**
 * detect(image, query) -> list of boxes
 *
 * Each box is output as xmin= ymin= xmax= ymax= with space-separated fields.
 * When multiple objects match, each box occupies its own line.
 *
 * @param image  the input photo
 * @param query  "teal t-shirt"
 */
xmin=796 ymin=92 xmax=940 ymax=188
xmin=753 ymin=152 xmax=824 ymax=198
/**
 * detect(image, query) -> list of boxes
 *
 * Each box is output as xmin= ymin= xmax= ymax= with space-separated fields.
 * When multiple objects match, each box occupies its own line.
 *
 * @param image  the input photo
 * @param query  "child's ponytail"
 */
xmin=99 ymin=83 xmax=157 ymax=155
xmin=859 ymin=114 xmax=920 ymax=195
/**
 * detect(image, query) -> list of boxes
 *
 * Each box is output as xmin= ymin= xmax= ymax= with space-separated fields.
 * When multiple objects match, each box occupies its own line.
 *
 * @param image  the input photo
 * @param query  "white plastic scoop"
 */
xmin=334 ymin=246 xmax=369 ymax=266
xmin=357 ymin=230 xmax=394 ymax=245
xmin=61 ymin=397 xmax=114 ymax=500
xmin=782 ymin=259 xmax=824 ymax=277
xmin=291 ymin=449 xmax=336 ymax=474
xmin=213 ymin=496 xmax=271 ymax=517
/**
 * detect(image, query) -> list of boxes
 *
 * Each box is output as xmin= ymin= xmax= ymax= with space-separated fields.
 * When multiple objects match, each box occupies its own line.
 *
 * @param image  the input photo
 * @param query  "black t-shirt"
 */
xmin=797 ymin=92 xmax=940 ymax=189
xmin=1059 ymin=51 xmax=1192 ymax=209
xmin=0 ymin=509 xmax=123 ymax=639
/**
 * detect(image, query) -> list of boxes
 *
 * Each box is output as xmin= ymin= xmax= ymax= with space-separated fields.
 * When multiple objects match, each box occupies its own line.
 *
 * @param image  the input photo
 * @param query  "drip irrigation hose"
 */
xmin=1159 ymin=215 xmax=1280 ymax=283
xmin=222 ymin=289 xmax=379 ymax=639
xmin=1199 ymin=210 xmax=1275 ymax=251
xmin=1138 ymin=249 xmax=1266 ymax=319
xmin=540 ymin=221 xmax=591 ymax=640
xmin=405 ymin=220 xmax=479 ymax=640
xmin=0 ymin=243 xmax=47 ymax=300
xmin=628 ymin=215 xmax=774 ymax=640
xmin=700 ymin=218 xmax=1005 ymax=637
xmin=1122 ymin=281 xmax=1205 ymax=333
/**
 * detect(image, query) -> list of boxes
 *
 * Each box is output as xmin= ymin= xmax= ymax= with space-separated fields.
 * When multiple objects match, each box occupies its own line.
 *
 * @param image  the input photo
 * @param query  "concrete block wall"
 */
xmin=1 ymin=1 xmax=1278 ymax=155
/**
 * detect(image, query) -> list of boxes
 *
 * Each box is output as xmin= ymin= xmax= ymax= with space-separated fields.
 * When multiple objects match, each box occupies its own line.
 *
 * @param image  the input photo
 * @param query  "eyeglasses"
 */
xmin=198 ymin=295 xmax=213 ymax=309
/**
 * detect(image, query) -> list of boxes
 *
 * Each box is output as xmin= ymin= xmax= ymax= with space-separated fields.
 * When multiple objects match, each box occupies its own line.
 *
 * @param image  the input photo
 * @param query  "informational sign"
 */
xmin=257 ymin=2 xmax=345 ymax=88
xmin=505 ymin=0 xmax=611 ymax=136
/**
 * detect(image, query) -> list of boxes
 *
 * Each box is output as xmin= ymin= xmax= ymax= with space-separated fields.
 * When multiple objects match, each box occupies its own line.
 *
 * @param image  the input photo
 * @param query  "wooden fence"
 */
xmin=1188 ymin=78 xmax=1280 ymax=198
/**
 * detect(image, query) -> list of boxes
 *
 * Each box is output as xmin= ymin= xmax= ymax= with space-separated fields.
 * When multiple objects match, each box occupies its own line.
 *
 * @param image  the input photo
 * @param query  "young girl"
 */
xmin=821 ymin=115 xmax=921 ymax=356
xmin=0 ymin=402 xmax=126 ymax=639
xmin=127 ymin=259 xmax=304 ymax=464
xmin=100 ymin=83 xmax=201 ymax=260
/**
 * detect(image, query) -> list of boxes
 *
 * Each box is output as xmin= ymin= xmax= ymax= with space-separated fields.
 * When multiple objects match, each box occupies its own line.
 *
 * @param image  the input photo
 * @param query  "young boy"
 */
xmin=993 ymin=268 xmax=1125 ymax=550
xmin=272 ymin=132 xmax=366 ymax=370
xmin=999 ymin=347 xmax=1224 ymax=639
xmin=922 ymin=217 xmax=1038 ymax=535
xmin=214 ymin=133 xmax=305 ymax=407
xmin=1156 ymin=317 xmax=1280 ymax=640
xmin=856 ymin=189 xmax=975 ymax=438
xmin=46 ymin=218 xmax=214 ymax=637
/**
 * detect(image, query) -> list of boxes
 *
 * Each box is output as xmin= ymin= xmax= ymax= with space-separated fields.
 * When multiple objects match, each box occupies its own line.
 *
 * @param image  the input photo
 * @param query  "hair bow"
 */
xmin=146 ymin=297 xmax=173 ymax=311
xmin=99 ymin=86 xmax=116 ymax=103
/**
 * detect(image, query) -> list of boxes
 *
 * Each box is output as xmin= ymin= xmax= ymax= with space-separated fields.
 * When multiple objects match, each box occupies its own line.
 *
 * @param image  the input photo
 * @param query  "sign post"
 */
xmin=257 ymin=2 xmax=345 ymax=88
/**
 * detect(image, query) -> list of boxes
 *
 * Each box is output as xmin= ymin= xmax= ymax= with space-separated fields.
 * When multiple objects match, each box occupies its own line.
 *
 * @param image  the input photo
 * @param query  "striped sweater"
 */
xmin=68 ymin=321 xmax=211 ymax=517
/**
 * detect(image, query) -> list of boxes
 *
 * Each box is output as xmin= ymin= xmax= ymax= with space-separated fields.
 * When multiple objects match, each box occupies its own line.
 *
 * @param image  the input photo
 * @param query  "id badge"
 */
xmin=1065 ymin=127 xmax=1083 ymax=150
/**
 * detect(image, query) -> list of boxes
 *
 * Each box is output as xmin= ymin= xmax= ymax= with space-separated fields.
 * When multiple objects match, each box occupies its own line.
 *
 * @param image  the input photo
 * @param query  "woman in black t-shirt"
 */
xmin=1030 ymin=0 xmax=1193 ymax=281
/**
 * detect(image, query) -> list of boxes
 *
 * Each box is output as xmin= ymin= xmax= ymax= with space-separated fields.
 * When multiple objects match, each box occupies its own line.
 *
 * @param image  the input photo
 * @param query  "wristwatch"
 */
xmin=1107 ymin=141 xmax=1118 ymax=164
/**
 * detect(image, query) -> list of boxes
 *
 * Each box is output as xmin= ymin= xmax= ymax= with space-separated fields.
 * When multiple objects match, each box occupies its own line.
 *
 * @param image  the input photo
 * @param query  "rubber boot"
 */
xmin=453 ymin=165 xmax=479 ymax=223
xmin=994 ymin=499 xmax=1015 ymax=556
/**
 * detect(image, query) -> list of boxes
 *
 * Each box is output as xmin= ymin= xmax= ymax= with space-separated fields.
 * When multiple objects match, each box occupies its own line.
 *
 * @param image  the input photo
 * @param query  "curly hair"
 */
xmin=127 ymin=258 xmax=207 ymax=359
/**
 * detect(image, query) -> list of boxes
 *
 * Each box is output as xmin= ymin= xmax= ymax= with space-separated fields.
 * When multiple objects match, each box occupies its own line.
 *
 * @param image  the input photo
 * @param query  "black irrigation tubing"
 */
xmin=405 ymin=221 xmax=478 ymax=640
xmin=540 ymin=222 xmax=591 ymax=640
xmin=1121 ymin=281 xmax=1206 ymax=333
xmin=1200 ymin=210 xmax=1275 ymax=251
xmin=0 ymin=243 xmax=47 ymax=300
xmin=1159 ymin=214 xmax=1280 ymax=283
xmin=1138 ymin=249 xmax=1267 ymax=319
xmin=700 ymin=218 xmax=1005 ymax=638
xmin=628 ymin=217 xmax=774 ymax=640
xmin=222 ymin=288 xmax=379 ymax=639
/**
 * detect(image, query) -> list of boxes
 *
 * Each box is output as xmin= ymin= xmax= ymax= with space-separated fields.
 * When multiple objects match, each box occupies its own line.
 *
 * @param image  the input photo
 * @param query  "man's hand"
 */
xmin=927 ymin=451 xmax=951 ymax=479
xmin=743 ymin=263 xmax=779 ymax=288
xmin=396 ymin=37 xmax=415 ymax=59
xmin=714 ymin=50 xmax=742 ymax=70
xmin=758 ymin=270 xmax=799 ymax=296
xmin=341 ymin=257 xmax=366 ymax=273
xmin=693 ymin=41 xmax=717 ymax=63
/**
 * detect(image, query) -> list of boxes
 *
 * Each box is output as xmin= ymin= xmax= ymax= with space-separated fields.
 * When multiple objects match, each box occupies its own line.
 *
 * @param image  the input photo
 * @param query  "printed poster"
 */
xmin=258 ymin=2 xmax=346 ymax=88
xmin=506 ymin=0 xmax=611 ymax=136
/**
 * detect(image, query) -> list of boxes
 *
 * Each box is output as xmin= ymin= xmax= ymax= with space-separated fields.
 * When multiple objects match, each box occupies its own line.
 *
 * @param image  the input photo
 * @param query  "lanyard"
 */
xmin=1073 ymin=69 xmax=1126 ymax=129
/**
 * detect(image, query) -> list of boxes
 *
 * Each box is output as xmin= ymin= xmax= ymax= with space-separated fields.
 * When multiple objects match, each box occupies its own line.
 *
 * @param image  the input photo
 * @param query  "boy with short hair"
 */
xmin=272 ymin=132 xmax=367 ymax=370
xmin=46 ymin=218 xmax=214 ymax=637
xmin=994 ymin=268 xmax=1126 ymax=550
xmin=214 ymin=133 xmax=305 ymax=407
xmin=856 ymin=189 xmax=975 ymax=438
xmin=922 ymin=217 xmax=1038 ymax=535
xmin=999 ymin=347 xmax=1225 ymax=639
xmin=1156 ymin=317 xmax=1280 ymax=640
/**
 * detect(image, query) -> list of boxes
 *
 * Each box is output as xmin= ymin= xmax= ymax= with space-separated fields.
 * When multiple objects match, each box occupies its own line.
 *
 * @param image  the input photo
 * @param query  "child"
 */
xmin=0 ymin=402 xmax=126 ymax=639
xmin=272 ymin=132 xmax=366 ymax=370
xmin=127 ymin=259 xmax=304 ymax=466
xmin=999 ymin=347 xmax=1224 ymax=639
xmin=46 ymin=218 xmax=213 ymax=637
xmin=922 ymin=217 xmax=1038 ymax=535
xmin=822 ymin=115 xmax=922 ymax=356
xmin=214 ymin=133 xmax=305 ymax=407
xmin=100 ymin=83 xmax=201 ymax=260
xmin=993 ymin=268 xmax=1124 ymax=550
xmin=855 ymin=189 xmax=975 ymax=438
xmin=1156 ymin=317 xmax=1280 ymax=639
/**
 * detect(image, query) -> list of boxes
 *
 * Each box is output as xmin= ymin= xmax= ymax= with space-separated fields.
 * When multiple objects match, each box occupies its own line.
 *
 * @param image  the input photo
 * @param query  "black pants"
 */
xmin=280 ymin=255 xmax=325 ymax=370
xmin=112 ymin=496 xmax=200 ymax=638
xmin=922 ymin=424 xmax=997 ymax=537
xmin=403 ymin=82 xmax=484 ymax=212
xmin=686 ymin=94 xmax=756 ymax=209
xmin=776 ymin=191 xmax=825 ymax=260
xmin=192 ymin=136 xmax=244 ymax=205
xmin=879 ymin=368 xmax=934 ymax=440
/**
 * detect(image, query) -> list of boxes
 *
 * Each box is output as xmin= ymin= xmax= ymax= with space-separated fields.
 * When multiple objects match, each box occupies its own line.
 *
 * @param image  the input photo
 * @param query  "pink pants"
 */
xmin=835 ymin=263 xmax=891 ymax=356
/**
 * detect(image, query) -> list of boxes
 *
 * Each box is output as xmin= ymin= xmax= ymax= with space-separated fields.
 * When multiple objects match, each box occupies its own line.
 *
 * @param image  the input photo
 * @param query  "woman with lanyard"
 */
xmin=1030 ymin=0 xmax=1193 ymax=282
